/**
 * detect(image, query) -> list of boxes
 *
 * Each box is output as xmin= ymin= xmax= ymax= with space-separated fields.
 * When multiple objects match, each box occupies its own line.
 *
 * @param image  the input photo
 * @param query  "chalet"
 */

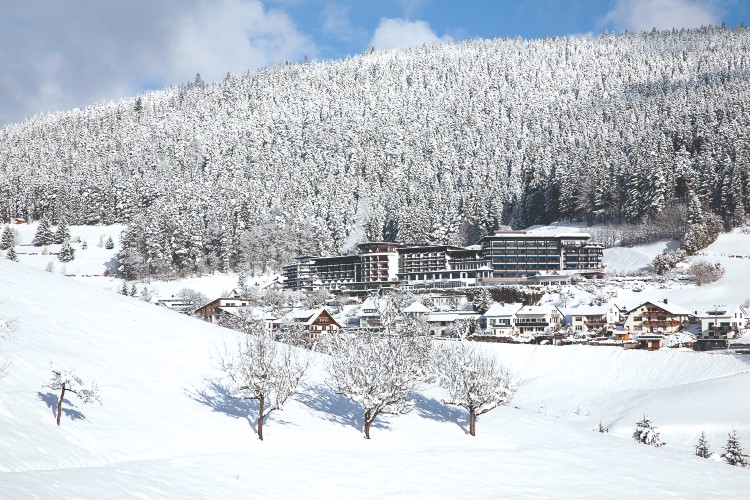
xmin=357 ymin=297 xmax=385 ymax=329
xmin=696 ymin=304 xmax=749 ymax=350
xmin=195 ymin=296 xmax=253 ymax=323
xmin=565 ymin=303 xmax=621 ymax=334
xmin=282 ymin=308 xmax=341 ymax=339
xmin=481 ymin=302 xmax=523 ymax=336
xmin=623 ymin=299 xmax=691 ymax=334
xmin=515 ymin=305 xmax=564 ymax=335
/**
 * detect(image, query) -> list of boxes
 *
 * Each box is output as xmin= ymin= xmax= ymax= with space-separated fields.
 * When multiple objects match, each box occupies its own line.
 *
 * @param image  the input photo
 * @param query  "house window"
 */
xmin=634 ymin=325 xmax=642 ymax=331
xmin=575 ymin=325 xmax=583 ymax=331
xmin=634 ymin=316 xmax=642 ymax=322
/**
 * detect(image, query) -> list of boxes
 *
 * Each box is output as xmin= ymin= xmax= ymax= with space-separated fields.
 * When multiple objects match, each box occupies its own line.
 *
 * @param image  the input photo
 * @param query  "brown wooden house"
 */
xmin=281 ymin=308 xmax=341 ymax=340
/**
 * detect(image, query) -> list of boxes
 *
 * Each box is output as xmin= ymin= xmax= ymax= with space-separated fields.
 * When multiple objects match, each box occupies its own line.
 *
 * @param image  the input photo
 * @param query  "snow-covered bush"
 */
xmin=686 ymin=261 xmax=724 ymax=285
xmin=651 ymin=249 xmax=686 ymax=275
xmin=632 ymin=415 xmax=665 ymax=447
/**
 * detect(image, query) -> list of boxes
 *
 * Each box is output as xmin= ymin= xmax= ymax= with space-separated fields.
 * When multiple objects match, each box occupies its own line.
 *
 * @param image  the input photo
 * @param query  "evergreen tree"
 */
xmin=81 ymin=240 xmax=88 ymax=250
xmin=58 ymin=239 xmax=75 ymax=262
xmin=105 ymin=235 xmax=115 ymax=250
xmin=130 ymin=284 xmax=137 ymax=296
xmin=695 ymin=431 xmax=711 ymax=458
xmin=632 ymin=415 xmax=665 ymax=447
xmin=120 ymin=281 xmax=129 ymax=295
xmin=0 ymin=226 xmax=14 ymax=250
xmin=34 ymin=218 xmax=54 ymax=246
xmin=54 ymin=219 xmax=70 ymax=244
xmin=5 ymin=245 xmax=19 ymax=262
xmin=721 ymin=430 xmax=747 ymax=466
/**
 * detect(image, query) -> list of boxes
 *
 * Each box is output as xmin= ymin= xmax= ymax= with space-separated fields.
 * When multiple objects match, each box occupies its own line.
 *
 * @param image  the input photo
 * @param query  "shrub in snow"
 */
xmin=105 ymin=235 xmax=115 ymax=250
xmin=686 ymin=261 xmax=724 ymax=285
xmin=176 ymin=287 xmax=209 ymax=309
xmin=219 ymin=320 xmax=309 ymax=441
xmin=471 ymin=288 xmax=493 ymax=314
xmin=45 ymin=261 xmax=55 ymax=273
xmin=632 ymin=415 xmax=665 ymax=447
xmin=695 ymin=431 xmax=711 ymax=458
xmin=324 ymin=329 xmax=429 ymax=439
xmin=80 ymin=240 xmax=87 ymax=250
xmin=596 ymin=422 xmax=609 ymax=433
xmin=44 ymin=363 xmax=101 ymax=426
xmin=721 ymin=430 xmax=747 ymax=466
xmin=651 ymin=249 xmax=686 ymax=275
xmin=433 ymin=342 xmax=517 ymax=437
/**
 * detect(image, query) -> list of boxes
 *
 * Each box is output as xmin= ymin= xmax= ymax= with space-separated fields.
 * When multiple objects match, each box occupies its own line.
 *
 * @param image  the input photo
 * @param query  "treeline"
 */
xmin=1 ymin=26 xmax=750 ymax=279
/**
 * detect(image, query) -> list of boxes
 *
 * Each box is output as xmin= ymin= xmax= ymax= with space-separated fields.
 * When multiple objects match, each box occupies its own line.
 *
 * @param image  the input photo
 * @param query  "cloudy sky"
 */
xmin=1 ymin=0 xmax=748 ymax=126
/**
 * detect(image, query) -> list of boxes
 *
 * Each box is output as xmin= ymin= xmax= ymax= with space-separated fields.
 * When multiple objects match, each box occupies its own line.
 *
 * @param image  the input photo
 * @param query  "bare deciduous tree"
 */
xmin=219 ymin=320 xmax=309 ymax=441
xmin=44 ymin=363 xmax=101 ymax=426
xmin=324 ymin=329 xmax=429 ymax=439
xmin=433 ymin=343 xmax=517 ymax=437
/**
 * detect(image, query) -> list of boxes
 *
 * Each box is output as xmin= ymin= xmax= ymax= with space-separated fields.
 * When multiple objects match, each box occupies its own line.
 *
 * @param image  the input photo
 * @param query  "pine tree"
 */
xmin=120 ymin=282 xmax=129 ymax=295
xmin=130 ymin=284 xmax=137 ymax=296
xmin=81 ymin=240 xmax=88 ymax=250
xmin=695 ymin=431 xmax=711 ymax=458
xmin=721 ymin=430 xmax=747 ymax=466
xmin=5 ymin=245 xmax=19 ymax=262
xmin=34 ymin=218 xmax=54 ymax=246
xmin=54 ymin=219 xmax=70 ymax=244
xmin=0 ymin=226 xmax=14 ymax=250
xmin=58 ymin=239 xmax=75 ymax=263
xmin=632 ymin=415 xmax=665 ymax=447
xmin=105 ymin=235 xmax=115 ymax=250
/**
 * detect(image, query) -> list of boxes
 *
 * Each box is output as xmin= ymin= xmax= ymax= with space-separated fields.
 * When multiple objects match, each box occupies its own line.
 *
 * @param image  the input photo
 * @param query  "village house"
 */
xmin=401 ymin=300 xmax=430 ymax=321
xmin=565 ymin=303 xmax=621 ymax=335
xmin=623 ymin=299 xmax=691 ymax=334
xmin=157 ymin=296 xmax=196 ymax=314
xmin=278 ymin=308 xmax=341 ymax=340
xmin=696 ymin=304 xmax=749 ymax=350
xmin=195 ymin=295 xmax=253 ymax=323
xmin=425 ymin=310 xmax=480 ymax=336
xmin=514 ymin=305 xmax=564 ymax=335
xmin=480 ymin=302 xmax=523 ymax=336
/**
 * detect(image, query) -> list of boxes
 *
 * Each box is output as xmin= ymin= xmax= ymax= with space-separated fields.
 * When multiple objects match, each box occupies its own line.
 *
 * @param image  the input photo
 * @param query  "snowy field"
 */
xmin=2 ymin=241 xmax=750 ymax=496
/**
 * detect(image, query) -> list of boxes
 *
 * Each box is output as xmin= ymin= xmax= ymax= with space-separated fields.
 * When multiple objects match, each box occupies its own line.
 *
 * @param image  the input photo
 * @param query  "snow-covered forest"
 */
xmin=2 ymin=26 xmax=750 ymax=279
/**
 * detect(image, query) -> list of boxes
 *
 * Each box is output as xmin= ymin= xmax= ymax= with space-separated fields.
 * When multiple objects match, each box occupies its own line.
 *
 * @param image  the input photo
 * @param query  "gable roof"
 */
xmin=483 ymin=302 xmax=523 ymax=317
xmin=402 ymin=301 xmax=430 ymax=314
xmin=627 ymin=300 xmax=692 ymax=317
xmin=516 ymin=305 xmax=562 ymax=316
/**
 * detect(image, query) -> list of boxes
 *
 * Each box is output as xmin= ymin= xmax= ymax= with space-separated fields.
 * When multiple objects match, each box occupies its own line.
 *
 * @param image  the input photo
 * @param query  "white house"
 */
xmin=481 ymin=302 xmax=523 ymax=336
xmin=515 ymin=305 xmax=564 ymax=334
xmin=698 ymin=304 xmax=748 ymax=339
xmin=623 ymin=299 xmax=691 ymax=334
xmin=402 ymin=300 xmax=431 ymax=321
xmin=425 ymin=310 xmax=481 ymax=337
xmin=565 ymin=303 xmax=621 ymax=334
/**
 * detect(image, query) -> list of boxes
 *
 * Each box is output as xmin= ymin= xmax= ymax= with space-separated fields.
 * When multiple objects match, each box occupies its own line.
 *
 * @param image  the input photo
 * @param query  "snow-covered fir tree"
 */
xmin=54 ymin=219 xmax=70 ymax=244
xmin=34 ymin=219 xmax=54 ymax=247
xmin=721 ymin=430 xmax=747 ymax=466
xmin=695 ymin=431 xmax=711 ymax=458
xmin=632 ymin=415 xmax=665 ymax=447
xmin=58 ymin=240 xmax=75 ymax=263
xmin=5 ymin=246 xmax=19 ymax=262
xmin=0 ymin=226 xmax=14 ymax=250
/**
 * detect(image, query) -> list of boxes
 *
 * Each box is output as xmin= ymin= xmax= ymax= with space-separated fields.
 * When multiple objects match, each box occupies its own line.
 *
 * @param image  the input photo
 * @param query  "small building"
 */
xmin=481 ymin=302 xmax=523 ymax=336
xmin=425 ymin=310 xmax=480 ymax=337
xmin=696 ymin=304 xmax=749 ymax=350
xmin=565 ymin=303 xmax=621 ymax=334
xmin=195 ymin=296 xmax=253 ymax=323
xmin=357 ymin=297 xmax=385 ymax=329
xmin=157 ymin=296 xmax=195 ymax=314
xmin=515 ymin=305 xmax=564 ymax=335
xmin=623 ymin=299 xmax=691 ymax=334
xmin=402 ymin=300 xmax=430 ymax=321
xmin=637 ymin=334 xmax=662 ymax=351
xmin=283 ymin=308 xmax=341 ymax=340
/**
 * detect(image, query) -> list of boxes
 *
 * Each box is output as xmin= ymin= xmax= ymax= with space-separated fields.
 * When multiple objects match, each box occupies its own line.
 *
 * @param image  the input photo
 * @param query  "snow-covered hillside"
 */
xmin=1 ymin=257 xmax=749 ymax=497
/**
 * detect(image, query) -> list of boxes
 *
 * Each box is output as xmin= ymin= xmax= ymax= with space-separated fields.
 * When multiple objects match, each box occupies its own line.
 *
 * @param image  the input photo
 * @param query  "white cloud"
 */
xmin=601 ymin=0 xmax=722 ymax=32
xmin=322 ymin=3 xmax=367 ymax=42
xmin=368 ymin=18 xmax=452 ymax=51
xmin=0 ymin=0 xmax=314 ymax=126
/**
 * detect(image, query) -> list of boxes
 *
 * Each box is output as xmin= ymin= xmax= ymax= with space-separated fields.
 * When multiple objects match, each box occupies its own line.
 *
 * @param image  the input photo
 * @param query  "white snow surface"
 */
xmin=2 ymin=256 xmax=750 ymax=497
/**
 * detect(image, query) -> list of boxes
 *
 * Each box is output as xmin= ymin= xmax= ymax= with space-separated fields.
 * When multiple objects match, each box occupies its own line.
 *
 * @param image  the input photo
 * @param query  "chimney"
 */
xmin=663 ymin=298 xmax=668 ymax=304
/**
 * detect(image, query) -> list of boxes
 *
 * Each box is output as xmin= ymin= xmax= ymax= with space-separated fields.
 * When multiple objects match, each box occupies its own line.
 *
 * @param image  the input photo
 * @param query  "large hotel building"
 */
xmin=282 ymin=231 xmax=604 ymax=291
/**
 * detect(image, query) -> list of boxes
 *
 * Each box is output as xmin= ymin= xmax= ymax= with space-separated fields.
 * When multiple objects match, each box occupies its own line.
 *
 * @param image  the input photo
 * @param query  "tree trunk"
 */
xmin=364 ymin=409 xmax=371 ymax=439
xmin=56 ymin=384 xmax=65 ymax=426
xmin=469 ymin=409 xmax=476 ymax=437
xmin=258 ymin=394 xmax=264 ymax=441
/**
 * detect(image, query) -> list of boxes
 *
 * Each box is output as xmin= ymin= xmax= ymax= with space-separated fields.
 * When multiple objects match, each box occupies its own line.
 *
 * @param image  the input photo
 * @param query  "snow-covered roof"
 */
xmin=402 ymin=301 xmax=430 ymax=314
xmin=517 ymin=305 xmax=561 ymax=316
xmin=564 ymin=303 xmax=613 ymax=316
xmin=628 ymin=300 xmax=693 ymax=317
xmin=696 ymin=304 xmax=746 ymax=318
xmin=484 ymin=302 xmax=523 ymax=317
xmin=425 ymin=311 xmax=480 ymax=323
